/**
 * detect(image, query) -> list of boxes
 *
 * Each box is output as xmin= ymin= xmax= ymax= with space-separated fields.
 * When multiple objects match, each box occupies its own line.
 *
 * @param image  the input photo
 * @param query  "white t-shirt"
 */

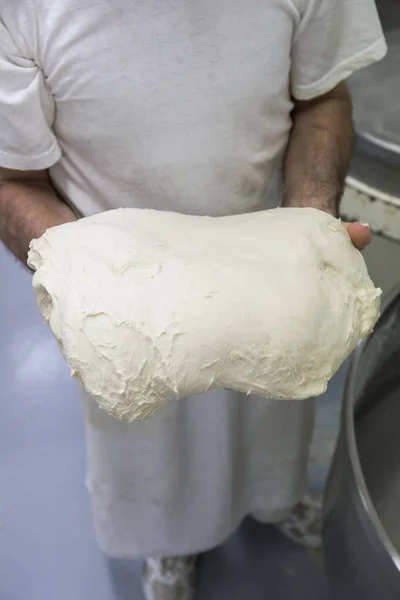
xmin=0 ymin=0 xmax=386 ymax=218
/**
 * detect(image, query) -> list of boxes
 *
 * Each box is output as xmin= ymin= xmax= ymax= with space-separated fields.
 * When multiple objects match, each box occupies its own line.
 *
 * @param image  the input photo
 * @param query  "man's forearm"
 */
xmin=283 ymin=82 xmax=354 ymax=217
xmin=0 ymin=181 xmax=76 ymax=264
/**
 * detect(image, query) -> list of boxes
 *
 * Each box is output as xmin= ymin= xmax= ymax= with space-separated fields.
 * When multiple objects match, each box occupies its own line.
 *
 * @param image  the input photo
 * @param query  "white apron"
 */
xmin=82 ymin=389 xmax=315 ymax=558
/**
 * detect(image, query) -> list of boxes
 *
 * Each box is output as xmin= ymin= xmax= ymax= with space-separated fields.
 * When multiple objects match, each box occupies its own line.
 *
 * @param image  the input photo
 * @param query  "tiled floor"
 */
xmin=0 ymin=236 xmax=392 ymax=600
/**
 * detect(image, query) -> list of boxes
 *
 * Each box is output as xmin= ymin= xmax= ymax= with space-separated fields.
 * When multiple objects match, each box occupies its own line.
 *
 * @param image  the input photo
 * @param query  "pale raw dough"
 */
xmin=28 ymin=207 xmax=381 ymax=422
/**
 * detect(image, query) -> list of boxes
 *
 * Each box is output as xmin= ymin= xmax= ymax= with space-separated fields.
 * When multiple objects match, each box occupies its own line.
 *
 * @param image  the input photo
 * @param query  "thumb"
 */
xmin=343 ymin=222 xmax=372 ymax=251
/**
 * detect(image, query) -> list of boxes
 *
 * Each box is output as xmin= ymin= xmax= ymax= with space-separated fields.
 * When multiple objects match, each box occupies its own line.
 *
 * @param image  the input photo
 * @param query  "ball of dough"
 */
xmin=28 ymin=207 xmax=381 ymax=422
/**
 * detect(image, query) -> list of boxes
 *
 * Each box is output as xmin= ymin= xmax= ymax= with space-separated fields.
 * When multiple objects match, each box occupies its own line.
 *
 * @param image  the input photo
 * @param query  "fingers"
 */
xmin=343 ymin=222 xmax=372 ymax=251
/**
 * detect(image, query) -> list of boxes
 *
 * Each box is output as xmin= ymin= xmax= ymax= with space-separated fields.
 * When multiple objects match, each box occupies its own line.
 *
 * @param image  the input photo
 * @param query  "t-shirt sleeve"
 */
xmin=0 ymin=15 xmax=61 ymax=170
xmin=291 ymin=0 xmax=387 ymax=100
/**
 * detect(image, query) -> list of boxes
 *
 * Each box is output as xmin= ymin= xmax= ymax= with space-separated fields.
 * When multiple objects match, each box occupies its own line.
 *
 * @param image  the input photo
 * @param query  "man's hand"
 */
xmin=343 ymin=221 xmax=371 ymax=251
xmin=282 ymin=81 xmax=372 ymax=252
xmin=0 ymin=167 xmax=76 ymax=264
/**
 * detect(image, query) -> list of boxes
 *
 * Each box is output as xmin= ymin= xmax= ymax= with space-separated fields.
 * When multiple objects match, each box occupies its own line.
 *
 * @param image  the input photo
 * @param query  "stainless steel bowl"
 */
xmin=323 ymin=284 xmax=400 ymax=599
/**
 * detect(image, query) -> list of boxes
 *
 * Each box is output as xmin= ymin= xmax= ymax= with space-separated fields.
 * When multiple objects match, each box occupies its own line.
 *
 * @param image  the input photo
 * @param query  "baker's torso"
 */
xmin=24 ymin=0 xmax=299 ymax=216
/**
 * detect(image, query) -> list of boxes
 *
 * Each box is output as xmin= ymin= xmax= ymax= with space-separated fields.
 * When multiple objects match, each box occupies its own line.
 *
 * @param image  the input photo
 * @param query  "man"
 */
xmin=0 ymin=1 xmax=385 ymax=598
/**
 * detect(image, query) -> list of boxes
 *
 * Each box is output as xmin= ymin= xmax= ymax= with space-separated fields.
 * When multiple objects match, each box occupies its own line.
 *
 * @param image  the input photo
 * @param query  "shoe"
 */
xmin=142 ymin=555 xmax=198 ymax=600
xmin=277 ymin=495 xmax=322 ymax=549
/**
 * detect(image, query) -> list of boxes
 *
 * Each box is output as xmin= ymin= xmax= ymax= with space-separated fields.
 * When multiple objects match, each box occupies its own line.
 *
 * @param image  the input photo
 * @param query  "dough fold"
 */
xmin=28 ymin=207 xmax=381 ymax=422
